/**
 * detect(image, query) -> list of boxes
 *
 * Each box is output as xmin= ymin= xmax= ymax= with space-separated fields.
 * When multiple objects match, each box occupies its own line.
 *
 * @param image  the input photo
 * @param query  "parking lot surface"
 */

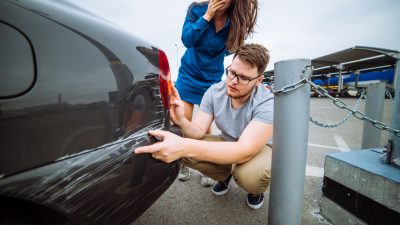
xmin=132 ymin=97 xmax=394 ymax=225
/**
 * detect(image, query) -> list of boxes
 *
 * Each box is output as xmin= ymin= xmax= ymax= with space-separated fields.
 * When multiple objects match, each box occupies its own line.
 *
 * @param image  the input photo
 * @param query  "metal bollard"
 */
xmin=361 ymin=82 xmax=386 ymax=148
xmin=268 ymin=59 xmax=311 ymax=225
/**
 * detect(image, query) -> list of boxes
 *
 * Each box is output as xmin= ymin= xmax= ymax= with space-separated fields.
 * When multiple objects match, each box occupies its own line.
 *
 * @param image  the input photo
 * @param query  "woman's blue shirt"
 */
xmin=175 ymin=3 xmax=230 ymax=105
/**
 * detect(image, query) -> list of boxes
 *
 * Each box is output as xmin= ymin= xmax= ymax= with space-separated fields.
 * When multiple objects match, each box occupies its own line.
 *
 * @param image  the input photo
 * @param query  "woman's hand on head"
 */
xmin=203 ymin=0 xmax=226 ymax=21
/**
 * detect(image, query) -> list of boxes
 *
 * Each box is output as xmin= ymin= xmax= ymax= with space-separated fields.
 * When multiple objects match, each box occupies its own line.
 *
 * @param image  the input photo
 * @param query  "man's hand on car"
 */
xmin=135 ymin=130 xmax=187 ymax=163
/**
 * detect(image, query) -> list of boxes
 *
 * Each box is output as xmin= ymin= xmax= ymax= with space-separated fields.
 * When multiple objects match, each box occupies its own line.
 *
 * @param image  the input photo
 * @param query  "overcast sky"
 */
xmin=68 ymin=0 xmax=400 ymax=81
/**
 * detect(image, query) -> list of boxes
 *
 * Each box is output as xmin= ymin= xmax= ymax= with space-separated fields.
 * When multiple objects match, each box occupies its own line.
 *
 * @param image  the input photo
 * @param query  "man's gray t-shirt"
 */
xmin=200 ymin=80 xmax=274 ymax=142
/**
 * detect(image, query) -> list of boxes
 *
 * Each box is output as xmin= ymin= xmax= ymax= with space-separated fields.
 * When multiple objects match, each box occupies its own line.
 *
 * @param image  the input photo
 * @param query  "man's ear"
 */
xmin=255 ymin=75 xmax=263 ymax=85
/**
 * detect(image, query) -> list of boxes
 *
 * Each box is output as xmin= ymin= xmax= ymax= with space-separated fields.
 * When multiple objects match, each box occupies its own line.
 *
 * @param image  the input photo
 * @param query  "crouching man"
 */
xmin=135 ymin=43 xmax=273 ymax=209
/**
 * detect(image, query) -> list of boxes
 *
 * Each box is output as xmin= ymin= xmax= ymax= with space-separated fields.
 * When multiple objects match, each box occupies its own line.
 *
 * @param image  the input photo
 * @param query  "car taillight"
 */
xmin=158 ymin=49 xmax=172 ymax=109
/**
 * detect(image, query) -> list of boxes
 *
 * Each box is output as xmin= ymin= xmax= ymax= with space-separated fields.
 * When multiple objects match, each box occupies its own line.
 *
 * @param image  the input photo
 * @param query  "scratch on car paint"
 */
xmin=0 ymin=119 xmax=174 ymax=220
xmin=46 ymin=124 xmax=162 ymax=202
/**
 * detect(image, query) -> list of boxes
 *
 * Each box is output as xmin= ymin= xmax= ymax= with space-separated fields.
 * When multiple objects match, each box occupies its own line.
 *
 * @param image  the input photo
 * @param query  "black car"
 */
xmin=0 ymin=0 xmax=181 ymax=224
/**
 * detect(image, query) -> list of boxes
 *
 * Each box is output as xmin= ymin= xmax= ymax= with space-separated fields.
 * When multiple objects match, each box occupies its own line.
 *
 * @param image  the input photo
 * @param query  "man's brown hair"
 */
xmin=233 ymin=43 xmax=270 ymax=76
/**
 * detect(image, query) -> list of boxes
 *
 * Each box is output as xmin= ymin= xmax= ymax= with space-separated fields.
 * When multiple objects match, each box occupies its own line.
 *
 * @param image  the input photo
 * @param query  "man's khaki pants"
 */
xmin=182 ymin=135 xmax=272 ymax=194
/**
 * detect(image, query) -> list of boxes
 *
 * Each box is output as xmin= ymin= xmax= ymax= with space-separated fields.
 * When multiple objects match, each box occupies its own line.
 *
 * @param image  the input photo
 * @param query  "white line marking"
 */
xmin=333 ymin=133 xmax=351 ymax=152
xmin=308 ymin=143 xmax=342 ymax=151
xmin=305 ymin=165 xmax=324 ymax=177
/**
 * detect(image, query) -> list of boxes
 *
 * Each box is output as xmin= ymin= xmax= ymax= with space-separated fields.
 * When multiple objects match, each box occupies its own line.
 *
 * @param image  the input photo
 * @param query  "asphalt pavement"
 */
xmin=132 ymin=97 xmax=394 ymax=225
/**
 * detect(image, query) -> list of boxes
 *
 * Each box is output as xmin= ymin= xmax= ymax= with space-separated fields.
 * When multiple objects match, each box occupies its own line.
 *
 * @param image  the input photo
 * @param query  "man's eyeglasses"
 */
xmin=225 ymin=65 xmax=261 ymax=85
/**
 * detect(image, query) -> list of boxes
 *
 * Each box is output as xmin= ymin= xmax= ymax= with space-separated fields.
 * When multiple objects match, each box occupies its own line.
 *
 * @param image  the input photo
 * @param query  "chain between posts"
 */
xmin=270 ymin=65 xmax=312 ymax=94
xmin=269 ymin=65 xmax=400 ymax=137
xmin=270 ymin=78 xmax=308 ymax=94
xmin=309 ymin=91 xmax=365 ymax=128
xmin=306 ymin=80 xmax=400 ymax=137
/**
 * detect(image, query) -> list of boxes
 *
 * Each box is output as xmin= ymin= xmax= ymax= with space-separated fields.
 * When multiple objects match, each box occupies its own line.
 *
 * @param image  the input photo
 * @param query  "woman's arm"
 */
xmin=181 ymin=0 xmax=225 ymax=47
xmin=181 ymin=5 xmax=210 ymax=48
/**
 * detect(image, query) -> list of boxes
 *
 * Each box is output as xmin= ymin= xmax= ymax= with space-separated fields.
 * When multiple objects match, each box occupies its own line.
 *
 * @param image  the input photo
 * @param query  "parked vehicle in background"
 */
xmin=0 ymin=0 xmax=180 ymax=224
xmin=310 ymin=88 xmax=322 ymax=97
xmin=347 ymin=87 xmax=358 ymax=97
xmin=341 ymin=87 xmax=358 ymax=97
xmin=327 ymin=88 xmax=339 ymax=97
xmin=310 ymin=86 xmax=341 ymax=98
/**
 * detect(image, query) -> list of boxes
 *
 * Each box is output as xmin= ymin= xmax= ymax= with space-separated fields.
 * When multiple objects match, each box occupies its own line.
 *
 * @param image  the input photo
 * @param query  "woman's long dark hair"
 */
xmin=188 ymin=0 xmax=258 ymax=53
xmin=227 ymin=0 xmax=258 ymax=52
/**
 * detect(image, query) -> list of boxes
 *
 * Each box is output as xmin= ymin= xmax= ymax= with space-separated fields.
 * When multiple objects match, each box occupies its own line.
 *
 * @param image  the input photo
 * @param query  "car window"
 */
xmin=0 ymin=22 xmax=35 ymax=98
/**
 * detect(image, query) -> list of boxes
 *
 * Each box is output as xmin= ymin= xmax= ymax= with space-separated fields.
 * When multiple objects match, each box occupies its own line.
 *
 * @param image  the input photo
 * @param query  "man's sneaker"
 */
xmin=246 ymin=193 xmax=264 ymax=209
xmin=178 ymin=165 xmax=191 ymax=181
xmin=211 ymin=175 xmax=232 ymax=196
xmin=200 ymin=174 xmax=214 ymax=187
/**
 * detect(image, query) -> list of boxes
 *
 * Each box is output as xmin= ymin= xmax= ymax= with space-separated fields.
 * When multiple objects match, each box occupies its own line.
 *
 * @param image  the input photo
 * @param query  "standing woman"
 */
xmin=176 ymin=0 xmax=259 ymax=184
